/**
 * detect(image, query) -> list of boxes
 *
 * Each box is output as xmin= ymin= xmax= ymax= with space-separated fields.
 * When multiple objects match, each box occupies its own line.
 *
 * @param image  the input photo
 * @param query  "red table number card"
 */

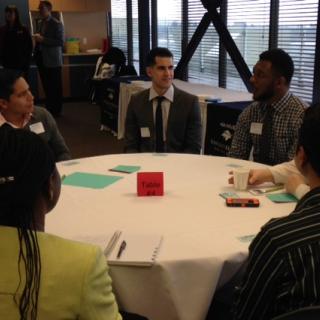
xmin=137 ymin=172 xmax=164 ymax=196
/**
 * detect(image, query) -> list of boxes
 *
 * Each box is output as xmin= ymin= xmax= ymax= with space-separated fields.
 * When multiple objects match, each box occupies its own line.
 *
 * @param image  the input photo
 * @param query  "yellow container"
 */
xmin=66 ymin=38 xmax=80 ymax=54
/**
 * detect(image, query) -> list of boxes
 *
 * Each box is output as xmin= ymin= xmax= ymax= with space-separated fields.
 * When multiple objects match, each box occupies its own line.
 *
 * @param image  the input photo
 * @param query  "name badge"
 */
xmin=29 ymin=122 xmax=45 ymax=134
xmin=250 ymin=122 xmax=263 ymax=135
xmin=140 ymin=127 xmax=151 ymax=138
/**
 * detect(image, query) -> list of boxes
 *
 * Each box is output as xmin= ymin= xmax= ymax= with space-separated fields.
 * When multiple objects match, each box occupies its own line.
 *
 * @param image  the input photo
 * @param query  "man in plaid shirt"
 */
xmin=228 ymin=49 xmax=307 ymax=166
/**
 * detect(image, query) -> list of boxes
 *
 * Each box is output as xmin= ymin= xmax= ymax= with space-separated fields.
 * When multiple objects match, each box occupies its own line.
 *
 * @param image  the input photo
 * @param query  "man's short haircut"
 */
xmin=146 ymin=47 xmax=173 ymax=67
xmin=0 ymin=69 xmax=21 ymax=101
xmin=259 ymin=48 xmax=294 ymax=85
xmin=39 ymin=1 xmax=53 ymax=11
xmin=298 ymin=103 xmax=320 ymax=176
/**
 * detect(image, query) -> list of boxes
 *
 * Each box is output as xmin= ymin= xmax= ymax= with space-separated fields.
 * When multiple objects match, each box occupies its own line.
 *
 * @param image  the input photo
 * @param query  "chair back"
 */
xmin=272 ymin=306 xmax=320 ymax=320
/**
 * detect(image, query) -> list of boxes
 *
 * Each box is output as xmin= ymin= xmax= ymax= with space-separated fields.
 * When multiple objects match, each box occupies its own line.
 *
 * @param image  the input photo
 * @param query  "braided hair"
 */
xmin=0 ymin=125 xmax=55 ymax=319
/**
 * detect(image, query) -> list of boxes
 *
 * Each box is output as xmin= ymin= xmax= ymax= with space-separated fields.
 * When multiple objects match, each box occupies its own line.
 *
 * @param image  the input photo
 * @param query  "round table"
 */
xmin=47 ymin=153 xmax=295 ymax=320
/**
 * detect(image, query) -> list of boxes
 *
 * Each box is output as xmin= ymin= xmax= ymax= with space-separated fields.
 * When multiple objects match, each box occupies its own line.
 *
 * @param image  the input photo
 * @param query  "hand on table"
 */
xmin=228 ymin=168 xmax=274 ymax=185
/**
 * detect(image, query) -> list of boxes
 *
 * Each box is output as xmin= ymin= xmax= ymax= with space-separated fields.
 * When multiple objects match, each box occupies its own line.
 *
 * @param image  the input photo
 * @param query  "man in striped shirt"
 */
xmin=234 ymin=103 xmax=320 ymax=319
xmin=228 ymin=49 xmax=306 ymax=165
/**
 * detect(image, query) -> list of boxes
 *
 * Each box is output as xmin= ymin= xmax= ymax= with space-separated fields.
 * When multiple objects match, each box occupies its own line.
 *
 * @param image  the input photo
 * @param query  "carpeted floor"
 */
xmin=55 ymin=101 xmax=125 ymax=159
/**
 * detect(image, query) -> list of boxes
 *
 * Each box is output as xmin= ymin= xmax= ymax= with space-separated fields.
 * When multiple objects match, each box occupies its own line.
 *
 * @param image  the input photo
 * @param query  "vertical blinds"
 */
xmin=132 ymin=0 xmax=140 ymax=71
xmin=157 ymin=0 xmax=182 ymax=64
xmin=278 ymin=0 xmax=318 ymax=102
xmin=226 ymin=0 xmax=270 ymax=91
xmin=188 ymin=0 xmax=219 ymax=85
xmin=111 ymin=0 xmax=128 ymax=57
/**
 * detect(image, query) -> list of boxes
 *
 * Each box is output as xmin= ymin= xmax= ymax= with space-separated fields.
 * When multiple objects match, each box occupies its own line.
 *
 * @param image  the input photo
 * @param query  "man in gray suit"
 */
xmin=33 ymin=1 xmax=64 ymax=117
xmin=125 ymin=47 xmax=202 ymax=154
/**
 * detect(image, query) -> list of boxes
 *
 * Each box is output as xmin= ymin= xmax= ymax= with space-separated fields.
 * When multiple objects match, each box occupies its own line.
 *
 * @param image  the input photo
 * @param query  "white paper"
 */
xmin=107 ymin=233 xmax=163 ymax=267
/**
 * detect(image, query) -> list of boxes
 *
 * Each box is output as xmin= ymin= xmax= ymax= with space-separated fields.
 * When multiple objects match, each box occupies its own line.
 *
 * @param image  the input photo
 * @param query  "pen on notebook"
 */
xmin=117 ymin=240 xmax=127 ymax=259
xmin=104 ymin=230 xmax=121 ymax=257
xmin=264 ymin=185 xmax=284 ymax=193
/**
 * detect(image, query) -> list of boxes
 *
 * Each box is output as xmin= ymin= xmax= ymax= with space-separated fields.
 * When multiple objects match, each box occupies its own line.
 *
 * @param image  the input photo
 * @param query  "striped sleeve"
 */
xmin=233 ymin=228 xmax=284 ymax=320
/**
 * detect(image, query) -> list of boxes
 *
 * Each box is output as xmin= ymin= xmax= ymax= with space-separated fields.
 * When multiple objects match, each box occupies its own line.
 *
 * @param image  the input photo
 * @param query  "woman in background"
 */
xmin=0 ymin=5 xmax=33 ymax=79
xmin=0 ymin=125 xmax=122 ymax=320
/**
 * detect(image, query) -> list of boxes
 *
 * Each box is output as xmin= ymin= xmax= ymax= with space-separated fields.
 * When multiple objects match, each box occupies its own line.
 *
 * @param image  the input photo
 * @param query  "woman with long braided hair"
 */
xmin=0 ymin=126 xmax=121 ymax=319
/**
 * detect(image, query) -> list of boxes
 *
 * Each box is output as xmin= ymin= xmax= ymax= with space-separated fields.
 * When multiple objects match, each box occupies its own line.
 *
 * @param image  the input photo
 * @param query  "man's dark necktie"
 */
xmin=155 ymin=96 xmax=165 ymax=152
xmin=259 ymin=106 xmax=275 ymax=165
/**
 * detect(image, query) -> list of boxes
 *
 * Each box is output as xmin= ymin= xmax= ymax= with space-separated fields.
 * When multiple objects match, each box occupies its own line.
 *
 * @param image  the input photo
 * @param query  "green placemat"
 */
xmin=109 ymin=165 xmax=141 ymax=173
xmin=62 ymin=172 xmax=123 ymax=189
xmin=237 ymin=234 xmax=256 ymax=243
xmin=267 ymin=193 xmax=298 ymax=203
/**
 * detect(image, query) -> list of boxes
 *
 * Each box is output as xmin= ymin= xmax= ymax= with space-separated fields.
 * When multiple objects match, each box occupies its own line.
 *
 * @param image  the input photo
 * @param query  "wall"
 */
xmin=63 ymin=12 xmax=108 ymax=52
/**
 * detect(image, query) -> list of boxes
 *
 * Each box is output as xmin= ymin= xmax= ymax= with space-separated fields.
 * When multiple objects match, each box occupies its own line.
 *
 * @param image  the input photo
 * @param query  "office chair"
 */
xmin=272 ymin=306 xmax=320 ymax=320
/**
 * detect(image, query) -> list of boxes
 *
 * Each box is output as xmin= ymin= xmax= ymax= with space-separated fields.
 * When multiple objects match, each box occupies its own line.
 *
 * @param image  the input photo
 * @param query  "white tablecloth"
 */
xmin=117 ymin=79 xmax=253 ymax=151
xmin=47 ymin=154 xmax=294 ymax=320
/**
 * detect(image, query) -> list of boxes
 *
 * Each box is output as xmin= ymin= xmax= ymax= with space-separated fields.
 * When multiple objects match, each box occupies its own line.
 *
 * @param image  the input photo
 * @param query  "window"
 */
xmin=111 ymin=0 xmax=319 ymax=102
xmin=132 ymin=0 xmax=140 ymax=71
xmin=111 ymin=0 xmax=128 ymax=56
xmin=157 ymin=0 xmax=182 ymax=64
xmin=188 ymin=1 xmax=219 ymax=85
xmin=226 ymin=0 xmax=270 ymax=91
xmin=278 ymin=0 xmax=318 ymax=102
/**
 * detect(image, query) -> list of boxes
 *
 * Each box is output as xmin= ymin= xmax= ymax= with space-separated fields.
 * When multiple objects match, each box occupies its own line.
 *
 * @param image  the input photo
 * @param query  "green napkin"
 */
xmin=109 ymin=165 xmax=141 ymax=173
xmin=237 ymin=234 xmax=256 ymax=243
xmin=267 ymin=193 xmax=298 ymax=203
xmin=62 ymin=172 xmax=123 ymax=189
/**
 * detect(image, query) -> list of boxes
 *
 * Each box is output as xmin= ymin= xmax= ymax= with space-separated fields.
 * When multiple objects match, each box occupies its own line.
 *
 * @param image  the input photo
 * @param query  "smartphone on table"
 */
xmin=226 ymin=198 xmax=260 ymax=207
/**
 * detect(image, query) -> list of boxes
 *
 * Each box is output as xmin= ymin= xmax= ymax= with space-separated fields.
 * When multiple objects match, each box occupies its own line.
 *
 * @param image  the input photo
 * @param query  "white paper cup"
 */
xmin=233 ymin=167 xmax=250 ymax=191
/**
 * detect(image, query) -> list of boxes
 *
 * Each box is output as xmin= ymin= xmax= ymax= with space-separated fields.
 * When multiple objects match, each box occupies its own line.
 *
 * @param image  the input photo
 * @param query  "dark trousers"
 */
xmin=206 ymin=261 xmax=248 ymax=320
xmin=37 ymin=62 xmax=63 ymax=116
xmin=120 ymin=310 xmax=148 ymax=320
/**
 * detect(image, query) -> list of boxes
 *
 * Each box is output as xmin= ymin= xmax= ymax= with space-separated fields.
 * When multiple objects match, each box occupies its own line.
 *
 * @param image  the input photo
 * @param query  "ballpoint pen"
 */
xmin=104 ymin=230 xmax=122 ymax=258
xmin=117 ymin=240 xmax=127 ymax=259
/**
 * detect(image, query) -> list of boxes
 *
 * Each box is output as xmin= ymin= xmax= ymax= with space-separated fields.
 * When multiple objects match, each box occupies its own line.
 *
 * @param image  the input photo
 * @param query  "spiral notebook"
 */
xmin=106 ymin=233 xmax=163 ymax=267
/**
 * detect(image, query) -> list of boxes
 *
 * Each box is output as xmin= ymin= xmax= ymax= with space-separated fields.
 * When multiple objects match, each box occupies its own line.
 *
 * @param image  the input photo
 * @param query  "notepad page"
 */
xmin=107 ymin=233 xmax=163 ymax=267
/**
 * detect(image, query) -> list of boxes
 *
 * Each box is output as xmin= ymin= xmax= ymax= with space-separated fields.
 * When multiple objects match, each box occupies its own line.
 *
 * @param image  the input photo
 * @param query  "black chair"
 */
xmin=272 ymin=306 xmax=320 ymax=320
xmin=120 ymin=310 xmax=149 ymax=320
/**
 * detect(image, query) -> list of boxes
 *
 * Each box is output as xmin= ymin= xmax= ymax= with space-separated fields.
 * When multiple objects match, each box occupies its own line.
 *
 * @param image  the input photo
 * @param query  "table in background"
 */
xmin=47 ymin=154 xmax=294 ymax=320
xmin=117 ymin=79 xmax=252 ymax=151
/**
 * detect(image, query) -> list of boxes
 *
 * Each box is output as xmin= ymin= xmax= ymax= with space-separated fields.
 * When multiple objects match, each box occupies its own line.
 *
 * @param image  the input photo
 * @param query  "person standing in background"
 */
xmin=33 ymin=1 xmax=64 ymax=117
xmin=0 ymin=5 xmax=33 ymax=80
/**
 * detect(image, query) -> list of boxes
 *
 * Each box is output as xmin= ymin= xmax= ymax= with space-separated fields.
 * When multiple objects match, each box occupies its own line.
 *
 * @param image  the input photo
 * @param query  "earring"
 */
xmin=49 ymin=189 xmax=54 ymax=201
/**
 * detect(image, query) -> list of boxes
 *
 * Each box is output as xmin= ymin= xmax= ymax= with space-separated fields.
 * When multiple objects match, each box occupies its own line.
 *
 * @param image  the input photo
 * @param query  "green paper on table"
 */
xmin=267 ymin=193 xmax=298 ymax=203
xmin=62 ymin=172 xmax=123 ymax=189
xmin=237 ymin=234 xmax=256 ymax=243
xmin=109 ymin=165 xmax=141 ymax=173
xmin=226 ymin=163 xmax=243 ymax=168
